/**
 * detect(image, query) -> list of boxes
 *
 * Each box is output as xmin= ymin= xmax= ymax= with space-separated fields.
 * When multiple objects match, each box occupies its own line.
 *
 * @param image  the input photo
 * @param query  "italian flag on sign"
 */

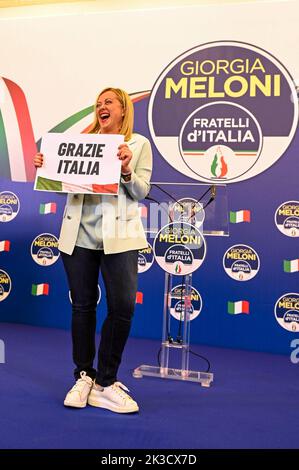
xmin=229 ymin=210 xmax=251 ymax=223
xmin=31 ymin=283 xmax=49 ymax=296
xmin=35 ymin=176 xmax=119 ymax=195
xmin=227 ymin=300 xmax=249 ymax=315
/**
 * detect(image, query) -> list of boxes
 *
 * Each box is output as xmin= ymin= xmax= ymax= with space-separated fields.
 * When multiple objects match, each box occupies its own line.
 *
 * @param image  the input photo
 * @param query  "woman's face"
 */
xmin=96 ymin=91 xmax=124 ymax=134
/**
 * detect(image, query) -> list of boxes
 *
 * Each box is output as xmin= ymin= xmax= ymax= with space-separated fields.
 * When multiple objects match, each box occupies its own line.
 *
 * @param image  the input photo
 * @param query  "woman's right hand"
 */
xmin=33 ymin=152 xmax=44 ymax=168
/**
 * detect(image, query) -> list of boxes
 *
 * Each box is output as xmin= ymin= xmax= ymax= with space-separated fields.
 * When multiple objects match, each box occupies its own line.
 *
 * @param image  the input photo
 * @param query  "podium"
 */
xmin=133 ymin=183 xmax=229 ymax=386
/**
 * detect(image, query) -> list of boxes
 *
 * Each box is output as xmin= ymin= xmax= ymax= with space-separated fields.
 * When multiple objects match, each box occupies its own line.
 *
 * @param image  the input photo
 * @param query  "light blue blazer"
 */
xmin=58 ymin=133 xmax=153 ymax=255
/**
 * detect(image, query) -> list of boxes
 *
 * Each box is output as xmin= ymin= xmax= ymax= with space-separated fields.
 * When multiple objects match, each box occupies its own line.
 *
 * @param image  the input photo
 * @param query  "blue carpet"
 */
xmin=0 ymin=322 xmax=298 ymax=449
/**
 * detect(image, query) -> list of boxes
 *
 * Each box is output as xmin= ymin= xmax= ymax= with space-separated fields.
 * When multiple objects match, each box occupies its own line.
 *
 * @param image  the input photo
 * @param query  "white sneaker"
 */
xmin=64 ymin=371 xmax=93 ymax=408
xmin=88 ymin=381 xmax=139 ymax=413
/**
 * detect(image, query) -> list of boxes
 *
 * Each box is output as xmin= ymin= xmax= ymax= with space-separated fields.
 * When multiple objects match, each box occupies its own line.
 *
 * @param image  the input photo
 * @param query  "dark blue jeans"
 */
xmin=61 ymin=246 xmax=138 ymax=387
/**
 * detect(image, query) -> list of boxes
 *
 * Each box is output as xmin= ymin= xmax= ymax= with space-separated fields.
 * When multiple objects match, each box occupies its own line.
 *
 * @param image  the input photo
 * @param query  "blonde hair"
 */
xmin=88 ymin=87 xmax=134 ymax=141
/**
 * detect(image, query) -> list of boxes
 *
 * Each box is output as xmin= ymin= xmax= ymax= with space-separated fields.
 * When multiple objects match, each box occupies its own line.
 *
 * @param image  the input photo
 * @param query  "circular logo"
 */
xmin=153 ymin=222 xmax=206 ymax=275
xmin=0 ymin=270 xmax=11 ymax=301
xmin=31 ymin=233 xmax=60 ymax=266
xmin=0 ymin=191 xmax=20 ymax=222
xmin=149 ymin=41 xmax=298 ymax=183
xmin=69 ymin=285 xmax=101 ymax=305
xmin=274 ymin=293 xmax=299 ymax=332
xmin=170 ymin=284 xmax=202 ymax=321
xmin=179 ymin=102 xmax=262 ymax=181
xmin=138 ymin=242 xmax=154 ymax=273
xmin=223 ymin=244 xmax=260 ymax=281
xmin=275 ymin=201 xmax=299 ymax=237
xmin=169 ymin=198 xmax=205 ymax=228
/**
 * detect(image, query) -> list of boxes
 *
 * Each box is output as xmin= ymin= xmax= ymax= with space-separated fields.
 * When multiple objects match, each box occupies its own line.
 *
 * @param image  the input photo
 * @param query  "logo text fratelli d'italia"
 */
xmin=148 ymin=41 xmax=298 ymax=183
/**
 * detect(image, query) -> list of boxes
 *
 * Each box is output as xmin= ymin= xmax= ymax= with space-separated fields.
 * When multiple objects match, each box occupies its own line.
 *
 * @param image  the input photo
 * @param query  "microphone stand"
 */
xmin=133 ymin=182 xmax=214 ymax=387
xmin=150 ymin=184 xmax=216 ymax=345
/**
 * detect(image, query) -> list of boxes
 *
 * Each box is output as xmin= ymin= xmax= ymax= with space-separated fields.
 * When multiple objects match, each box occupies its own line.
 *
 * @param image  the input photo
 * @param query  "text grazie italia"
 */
xmin=57 ymin=142 xmax=105 ymax=176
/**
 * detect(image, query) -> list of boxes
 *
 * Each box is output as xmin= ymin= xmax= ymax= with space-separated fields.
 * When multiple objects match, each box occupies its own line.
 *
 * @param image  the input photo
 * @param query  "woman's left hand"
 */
xmin=117 ymin=144 xmax=132 ymax=174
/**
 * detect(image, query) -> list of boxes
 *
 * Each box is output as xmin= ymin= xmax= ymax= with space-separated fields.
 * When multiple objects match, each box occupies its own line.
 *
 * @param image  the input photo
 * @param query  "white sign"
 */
xmin=34 ymin=133 xmax=123 ymax=194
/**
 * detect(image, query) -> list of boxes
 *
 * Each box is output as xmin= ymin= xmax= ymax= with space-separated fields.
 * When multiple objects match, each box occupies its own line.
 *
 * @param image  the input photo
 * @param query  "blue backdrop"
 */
xmin=1 ymin=93 xmax=299 ymax=356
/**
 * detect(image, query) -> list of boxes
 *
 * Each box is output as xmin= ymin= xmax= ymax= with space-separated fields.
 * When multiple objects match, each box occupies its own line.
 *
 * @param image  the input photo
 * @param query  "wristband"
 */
xmin=121 ymin=172 xmax=132 ymax=182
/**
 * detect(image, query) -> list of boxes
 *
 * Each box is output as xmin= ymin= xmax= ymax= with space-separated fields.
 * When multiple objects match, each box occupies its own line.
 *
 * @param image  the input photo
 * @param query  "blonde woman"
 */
xmin=34 ymin=88 xmax=152 ymax=413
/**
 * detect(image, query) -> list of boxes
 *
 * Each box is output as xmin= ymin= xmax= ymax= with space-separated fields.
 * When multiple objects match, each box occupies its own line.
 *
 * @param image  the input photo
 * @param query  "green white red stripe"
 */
xmin=228 ymin=300 xmax=249 ymax=314
xmin=46 ymin=91 xmax=150 ymax=135
xmin=31 ymin=283 xmax=49 ymax=296
xmin=175 ymin=263 xmax=182 ymax=274
xmin=284 ymin=259 xmax=299 ymax=273
xmin=39 ymin=202 xmax=57 ymax=215
xmin=0 ymin=240 xmax=10 ymax=252
xmin=230 ymin=210 xmax=251 ymax=223
xmin=183 ymin=150 xmax=205 ymax=156
xmin=35 ymin=176 xmax=119 ymax=194
xmin=183 ymin=150 xmax=256 ymax=157
xmin=0 ymin=77 xmax=37 ymax=181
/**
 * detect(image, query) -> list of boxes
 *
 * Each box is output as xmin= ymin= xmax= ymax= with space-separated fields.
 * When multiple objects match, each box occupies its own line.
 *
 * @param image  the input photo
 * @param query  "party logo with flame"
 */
xmin=210 ymin=147 xmax=228 ymax=178
xmin=148 ymin=41 xmax=298 ymax=183
xmin=179 ymin=101 xmax=262 ymax=182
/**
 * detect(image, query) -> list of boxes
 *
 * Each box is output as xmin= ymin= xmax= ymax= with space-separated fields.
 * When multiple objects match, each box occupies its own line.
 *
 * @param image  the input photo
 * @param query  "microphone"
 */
xmin=149 ymin=183 xmax=216 ymax=225
xmin=145 ymin=194 xmax=174 ymax=223
xmin=193 ymin=184 xmax=216 ymax=209
xmin=186 ymin=184 xmax=216 ymax=223
xmin=150 ymin=183 xmax=184 ymax=209
xmin=146 ymin=183 xmax=216 ymax=348
xmin=146 ymin=183 xmax=186 ymax=223
xmin=202 ymin=184 xmax=216 ymax=210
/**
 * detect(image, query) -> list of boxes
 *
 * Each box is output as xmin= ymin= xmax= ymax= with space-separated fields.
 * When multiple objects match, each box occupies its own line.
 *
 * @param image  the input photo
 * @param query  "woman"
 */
xmin=34 ymin=88 xmax=152 ymax=413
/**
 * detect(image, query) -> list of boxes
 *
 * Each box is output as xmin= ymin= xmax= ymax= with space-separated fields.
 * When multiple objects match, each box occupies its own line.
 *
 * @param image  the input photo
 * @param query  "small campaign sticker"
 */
xmin=138 ymin=242 xmax=154 ymax=273
xmin=223 ymin=244 xmax=260 ymax=281
xmin=170 ymin=284 xmax=202 ymax=321
xmin=31 ymin=233 xmax=60 ymax=266
xmin=153 ymin=222 xmax=206 ymax=275
xmin=0 ymin=191 xmax=20 ymax=222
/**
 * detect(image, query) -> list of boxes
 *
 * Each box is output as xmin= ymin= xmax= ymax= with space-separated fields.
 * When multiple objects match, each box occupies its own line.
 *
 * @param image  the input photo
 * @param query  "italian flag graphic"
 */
xmin=175 ymin=263 xmax=182 ymax=274
xmin=136 ymin=291 xmax=143 ymax=304
xmin=0 ymin=240 xmax=10 ymax=252
xmin=284 ymin=259 xmax=299 ymax=273
xmin=35 ymin=176 xmax=119 ymax=195
xmin=211 ymin=151 xmax=228 ymax=178
xmin=39 ymin=202 xmax=57 ymax=215
xmin=31 ymin=283 xmax=49 ymax=296
xmin=230 ymin=210 xmax=251 ymax=223
xmin=0 ymin=77 xmax=37 ymax=181
xmin=227 ymin=300 xmax=249 ymax=315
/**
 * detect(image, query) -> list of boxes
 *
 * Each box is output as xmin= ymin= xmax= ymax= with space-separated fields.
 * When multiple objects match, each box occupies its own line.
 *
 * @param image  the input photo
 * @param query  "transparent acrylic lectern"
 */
xmin=133 ymin=183 xmax=229 ymax=386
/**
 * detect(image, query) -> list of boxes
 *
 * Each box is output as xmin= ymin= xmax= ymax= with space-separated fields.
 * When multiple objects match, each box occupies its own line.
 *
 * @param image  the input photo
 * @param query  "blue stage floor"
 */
xmin=0 ymin=322 xmax=298 ymax=449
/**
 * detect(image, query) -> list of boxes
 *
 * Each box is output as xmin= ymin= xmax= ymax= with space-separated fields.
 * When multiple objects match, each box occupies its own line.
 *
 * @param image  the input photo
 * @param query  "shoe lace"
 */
xmin=70 ymin=371 xmax=92 ymax=393
xmin=111 ymin=382 xmax=134 ymax=402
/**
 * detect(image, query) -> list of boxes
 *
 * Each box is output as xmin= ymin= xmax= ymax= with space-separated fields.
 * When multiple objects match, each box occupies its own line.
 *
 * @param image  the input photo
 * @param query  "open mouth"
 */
xmin=99 ymin=113 xmax=110 ymax=123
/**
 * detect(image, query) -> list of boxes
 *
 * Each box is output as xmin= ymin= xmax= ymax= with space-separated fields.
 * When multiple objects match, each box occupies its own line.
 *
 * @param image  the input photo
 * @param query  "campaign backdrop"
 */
xmin=0 ymin=1 xmax=299 ymax=356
